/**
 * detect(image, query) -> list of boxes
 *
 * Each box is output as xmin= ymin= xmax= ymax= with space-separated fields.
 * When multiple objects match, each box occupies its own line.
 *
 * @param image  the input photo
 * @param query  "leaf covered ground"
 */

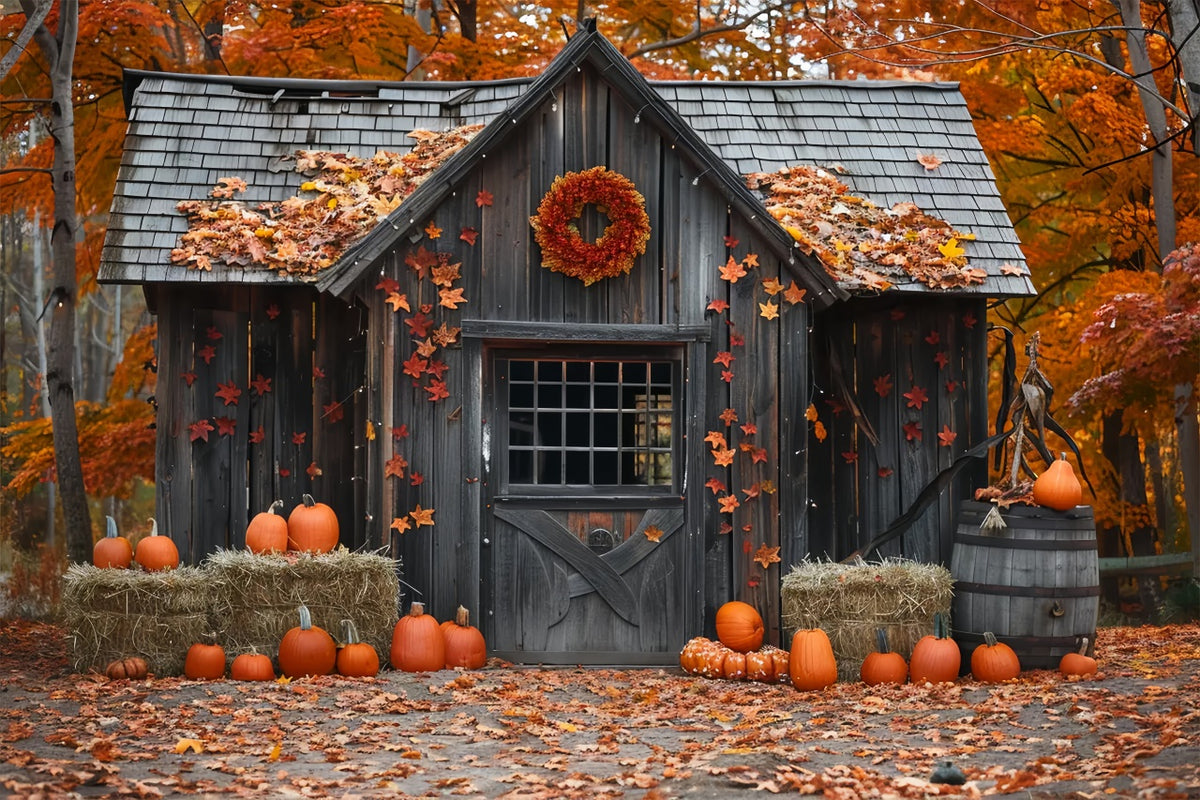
xmin=1 ymin=620 xmax=1197 ymax=799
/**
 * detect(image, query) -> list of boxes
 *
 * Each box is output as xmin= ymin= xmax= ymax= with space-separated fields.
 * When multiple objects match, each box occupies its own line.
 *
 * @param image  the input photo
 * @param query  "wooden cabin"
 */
xmin=99 ymin=23 xmax=1033 ymax=664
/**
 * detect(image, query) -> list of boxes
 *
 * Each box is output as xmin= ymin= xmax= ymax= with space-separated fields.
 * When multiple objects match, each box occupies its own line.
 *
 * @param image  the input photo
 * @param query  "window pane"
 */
xmin=565 ymin=362 xmax=590 ymax=382
xmin=594 ymin=451 xmax=618 ymax=484
xmin=565 ymin=383 xmax=590 ymax=409
xmin=593 ymin=413 xmax=618 ymax=447
xmin=537 ymin=412 xmax=562 ymax=446
xmin=510 ymin=361 xmax=534 ymax=381
xmin=537 ymin=361 xmax=562 ymax=381
xmin=594 ymin=362 xmax=619 ymax=382
xmin=594 ymin=385 xmax=618 ymax=409
xmin=510 ymin=411 xmax=535 ymax=446
xmin=537 ymin=450 xmax=561 ymax=483
xmin=565 ymin=450 xmax=590 ymax=484
xmin=537 ymin=383 xmax=561 ymax=409
xmin=509 ymin=449 xmax=533 ymax=483
xmin=565 ymin=412 xmax=590 ymax=447
xmin=510 ymin=383 xmax=534 ymax=409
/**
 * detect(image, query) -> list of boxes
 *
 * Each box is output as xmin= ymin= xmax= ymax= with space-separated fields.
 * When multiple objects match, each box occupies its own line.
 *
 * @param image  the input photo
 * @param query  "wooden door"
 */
xmin=484 ymin=349 xmax=696 ymax=665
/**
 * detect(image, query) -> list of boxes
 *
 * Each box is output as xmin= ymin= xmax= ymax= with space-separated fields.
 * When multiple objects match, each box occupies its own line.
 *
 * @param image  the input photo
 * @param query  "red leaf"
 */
xmin=206 ymin=326 xmax=223 ymax=341
xmin=322 ymin=401 xmax=344 ymax=423
xmin=376 ymin=276 xmax=400 ymax=294
xmin=706 ymin=298 xmax=730 ymax=314
xmin=925 ymin=331 xmax=940 ymax=345
xmin=188 ymin=419 xmax=214 ymax=442
xmin=410 ymin=471 xmax=424 ymax=486
xmin=713 ymin=351 xmax=734 ymax=368
xmin=198 ymin=345 xmax=216 ymax=365
xmin=425 ymin=379 xmax=450 ymax=402
xmin=903 ymin=421 xmax=923 ymax=441
xmin=934 ymin=351 xmax=950 ymax=369
xmin=215 ymin=381 xmax=242 ymax=406
xmin=459 ymin=227 xmax=478 ymax=245
xmin=719 ymin=408 xmax=739 ymax=426
xmin=385 ymin=453 xmax=407 ymax=479
xmin=724 ymin=235 xmax=739 ymax=248
xmin=903 ymin=385 xmax=929 ymax=409
xmin=306 ymin=462 xmax=322 ymax=478
xmin=937 ymin=425 xmax=957 ymax=447
xmin=265 ymin=303 xmax=281 ymax=320
xmin=740 ymin=422 xmax=758 ymax=436
xmin=215 ymin=416 xmax=236 ymax=436
xmin=476 ymin=189 xmax=493 ymax=207
xmin=250 ymin=374 xmax=272 ymax=395
xmin=705 ymin=477 xmax=727 ymax=494
xmin=292 ymin=431 xmax=307 ymax=445
xmin=873 ymin=374 xmax=893 ymax=398
xmin=181 ymin=371 xmax=197 ymax=387
xmin=249 ymin=426 xmax=265 ymax=444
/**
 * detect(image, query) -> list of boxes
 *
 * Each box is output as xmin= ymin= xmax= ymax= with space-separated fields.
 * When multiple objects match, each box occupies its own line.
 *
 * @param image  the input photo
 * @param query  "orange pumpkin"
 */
xmin=679 ymin=637 xmax=715 ymax=675
xmin=1033 ymin=453 xmax=1083 ymax=511
xmin=971 ymin=631 xmax=1021 ymax=682
xmin=230 ymin=651 xmax=275 ymax=682
xmin=184 ymin=637 xmax=226 ymax=680
xmin=770 ymin=646 xmax=791 ymax=683
xmin=105 ymin=657 xmax=149 ymax=680
xmin=909 ymin=612 xmax=960 ymax=684
xmin=336 ymin=619 xmax=380 ymax=677
xmin=788 ymin=628 xmax=838 ymax=691
xmin=93 ymin=516 xmax=133 ymax=569
xmin=1059 ymin=637 xmax=1098 ymax=678
xmin=860 ymin=628 xmax=908 ymax=686
xmin=390 ymin=602 xmax=445 ymax=672
xmin=442 ymin=606 xmax=487 ymax=670
xmin=287 ymin=494 xmax=339 ymax=553
xmin=715 ymin=600 xmax=765 ymax=653
xmin=278 ymin=604 xmax=337 ymax=677
xmin=722 ymin=650 xmax=748 ymax=680
xmin=134 ymin=518 xmax=179 ymax=571
xmin=699 ymin=642 xmax=730 ymax=679
xmin=245 ymin=500 xmax=288 ymax=554
xmin=744 ymin=648 xmax=777 ymax=682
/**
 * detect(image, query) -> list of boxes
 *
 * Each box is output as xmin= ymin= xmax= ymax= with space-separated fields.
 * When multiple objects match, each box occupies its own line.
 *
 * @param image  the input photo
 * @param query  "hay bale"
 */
xmin=62 ymin=564 xmax=211 ymax=676
xmin=205 ymin=548 xmax=399 ymax=662
xmin=781 ymin=557 xmax=953 ymax=682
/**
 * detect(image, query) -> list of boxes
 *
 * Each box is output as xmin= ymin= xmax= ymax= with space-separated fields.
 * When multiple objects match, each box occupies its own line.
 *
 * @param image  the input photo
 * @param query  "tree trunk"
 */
xmin=1102 ymin=412 xmax=1162 ymax=620
xmin=28 ymin=0 xmax=92 ymax=564
xmin=1166 ymin=0 xmax=1200 ymax=151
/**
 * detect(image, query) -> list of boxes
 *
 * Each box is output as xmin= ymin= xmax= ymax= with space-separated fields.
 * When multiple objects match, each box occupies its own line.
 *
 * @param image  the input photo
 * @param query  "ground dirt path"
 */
xmin=1 ymin=620 xmax=1197 ymax=798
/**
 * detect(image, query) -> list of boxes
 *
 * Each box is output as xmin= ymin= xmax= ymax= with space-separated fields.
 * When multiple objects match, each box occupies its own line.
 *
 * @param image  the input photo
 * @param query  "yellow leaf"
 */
xmin=267 ymin=742 xmax=282 ymax=762
xmin=174 ymin=738 xmax=204 ymax=755
xmin=326 ymin=198 xmax=338 ymax=209
xmin=300 ymin=181 xmax=316 ymax=191
xmin=938 ymin=237 xmax=965 ymax=259
xmin=366 ymin=420 xmax=376 ymax=441
xmin=556 ymin=721 xmax=578 ymax=733
xmin=759 ymin=300 xmax=779 ymax=320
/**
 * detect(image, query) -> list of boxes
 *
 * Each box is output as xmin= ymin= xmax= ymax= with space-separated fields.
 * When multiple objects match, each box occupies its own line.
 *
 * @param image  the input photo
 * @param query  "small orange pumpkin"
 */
xmin=184 ymin=636 xmax=226 ymax=680
xmin=679 ymin=637 xmax=715 ymax=675
xmin=908 ymin=612 xmax=961 ymax=684
xmin=715 ymin=600 xmax=765 ymax=653
xmin=287 ymin=494 xmax=339 ymax=553
xmin=788 ymin=628 xmax=838 ymax=691
xmin=699 ymin=642 xmax=730 ymax=679
xmin=721 ymin=650 xmax=748 ymax=680
xmin=245 ymin=500 xmax=288 ymax=554
xmin=93 ymin=516 xmax=133 ymax=569
xmin=744 ymin=648 xmax=777 ymax=682
xmin=390 ymin=602 xmax=445 ymax=673
xmin=1033 ymin=453 xmax=1083 ymax=511
xmin=971 ymin=631 xmax=1021 ymax=682
xmin=860 ymin=628 xmax=908 ymax=686
xmin=134 ymin=518 xmax=179 ymax=571
xmin=230 ymin=650 xmax=275 ymax=682
xmin=278 ymin=604 xmax=337 ymax=677
xmin=442 ymin=606 xmax=487 ymax=670
xmin=1059 ymin=637 xmax=1098 ymax=678
xmin=105 ymin=657 xmax=149 ymax=680
xmin=337 ymin=619 xmax=380 ymax=677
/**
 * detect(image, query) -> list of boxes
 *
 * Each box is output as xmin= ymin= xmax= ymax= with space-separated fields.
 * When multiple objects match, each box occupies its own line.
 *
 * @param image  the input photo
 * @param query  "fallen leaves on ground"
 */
xmin=0 ymin=620 xmax=1197 ymax=798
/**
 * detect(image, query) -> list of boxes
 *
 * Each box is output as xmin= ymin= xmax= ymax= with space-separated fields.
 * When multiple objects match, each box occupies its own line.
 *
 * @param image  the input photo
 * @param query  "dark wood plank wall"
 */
xmin=808 ymin=296 xmax=989 ymax=566
xmin=153 ymin=286 xmax=366 ymax=563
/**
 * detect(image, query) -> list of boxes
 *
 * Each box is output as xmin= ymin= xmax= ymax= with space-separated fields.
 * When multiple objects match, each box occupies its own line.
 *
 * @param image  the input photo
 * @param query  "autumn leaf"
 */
xmin=1001 ymin=262 xmax=1026 ymax=275
xmin=181 ymin=371 xmax=197 ymax=387
xmin=424 ymin=220 xmax=442 ymax=239
xmin=903 ymin=385 xmax=929 ymax=409
xmin=313 ymin=366 xmax=326 ymax=379
xmin=752 ymin=544 xmax=781 ymax=569
xmin=761 ymin=277 xmax=784 ymax=295
xmin=805 ymin=404 xmax=819 ymax=422
xmin=916 ymin=152 xmax=943 ymax=170
xmin=719 ymin=408 xmax=739 ymax=426
xmin=174 ymin=737 xmax=204 ymax=755
xmin=873 ymin=374 xmax=893 ymax=397
xmin=723 ymin=234 xmax=739 ymax=248
xmin=431 ymin=262 xmax=461 ymax=287
xmin=188 ymin=419 xmax=214 ymax=442
xmin=643 ymin=525 xmax=663 ymax=543
xmin=439 ymin=287 xmax=467 ymax=309
xmin=393 ymin=424 xmax=409 ymax=440
xmin=214 ymin=417 xmax=236 ymax=437
xmin=376 ymin=276 xmax=400 ymax=294
xmin=729 ymin=330 xmax=745 ymax=347
xmin=198 ymin=345 xmax=216 ymax=365
xmin=704 ymin=430 xmax=728 ymax=449
xmin=386 ymin=292 xmax=411 ymax=312
xmin=706 ymin=298 xmax=730 ymax=313
xmin=813 ymin=420 xmax=827 ymax=442
xmin=719 ymin=256 xmax=747 ymax=283
xmin=750 ymin=447 xmax=768 ymax=464
xmin=783 ymin=281 xmax=807 ymax=305
xmin=937 ymin=425 xmax=957 ymax=446
xmin=250 ymin=374 xmax=272 ymax=395
xmin=390 ymin=516 xmax=412 ymax=534
xmin=842 ymin=450 xmax=858 ymax=463
xmin=705 ymin=477 xmax=727 ymax=494
xmin=409 ymin=471 xmax=424 ymax=486
xmin=759 ymin=300 xmax=779 ymax=319
xmin=385 ymin=453 xmax=408 ymax=479
xmin=425 ymin=379 xmax=450 ymax=402
xmin=712 ymin=447 xmax=735 ymax=467
xmin=903 ymin=421 xmax=923 ymax=441
xmin=938 ymin=237 xmax=965 ymax=259
xmin=475 ymin=189 xmax=493 ymax=207
xmin=718 ymin=494 xmax=740 ymax=513
xmin=322 ymin=400 xmax=344 ymax=423
xmin=934 ymin=351 xmax=950 ymax=369
xmin=291 ymin=431 xmax=307 ymax=445
xmin=249 ymin=426 xmax=265 ymax=444
xmin=306 ymin=461 xmax=322 ymax=478
xmin=946 ymin=379 xmax=959 ymax=393
xmin=740 ymin=422 xmax=758 ymax=436
xmin=432 ymin=323 xmax=460 ymax=347
xmin=406 ymin=311 xmax=434 ymax=338
xmin=713 ymin=351 xmax=734 ymax=368
xmin=459 ymin=227 xmax=478 ymax=245
xmin=721 ymin=369 xmax=734 ymax=383
xmin=742 ymin=483 xmax=761 ymax=499
xmin=426 ymin=359 xmax=449 ymax=380
xmin=743 ymin=252 xmax=759 ymax=268
xmin=925 ymin=331 xmax=940 ymax=345
xmin=409 ymin=505 xmax=435 ymax=527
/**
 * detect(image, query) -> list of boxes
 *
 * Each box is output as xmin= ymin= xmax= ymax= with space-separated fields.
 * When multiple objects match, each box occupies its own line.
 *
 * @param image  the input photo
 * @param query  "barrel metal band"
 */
xmin=954 ymin=533 xmax=1097 ymax=551
xmin=954 ymin=631 xmax=1086 ymax=649
xmin=955 ymin=581 xmax=1100 ymax=598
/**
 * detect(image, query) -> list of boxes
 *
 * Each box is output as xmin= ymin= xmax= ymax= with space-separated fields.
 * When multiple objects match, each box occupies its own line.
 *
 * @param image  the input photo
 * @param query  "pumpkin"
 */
xmin=721 ymin=650 xmax=748 ymax=680
xmin=860 ymin=628 xmax=908 ymax=686
xmin=230 ymin=651 xmax=275 ymax=682
xmin=699 ymin=642 xmax=731 ymax=679
xmin=245 ymin=500 xmax=288 ymax=554
xmin=908 ymin=612 xmax=961 ymax=684
xmin=745 ymin=648 xmax=777 ymax=682
xmin=390 ymin=602 xmax=445 ymax=672
xmin=443 ymin=606 xmax=487 ymax=670
xmin=336 ymin=619 xmax=380 ymax=677
xmin=1059 ymin=637 xmax=1098 ymax=677
xmin=770 ymin=646 xmax=791 ymax=683
xmin=278 ymin=604 xmax=337 ymax=677
xmin=105 ymin=657 xmax=149 ymax=680
xmin=287 ymin=494 xmax=339 ymax=553
xmin=971 ymin=631 xmax=1021 ymax=682
xmin=1033 ymin=452 xmax=1083 ymax=511
xmin=134 ymin=518 xmax=179 ymax=571
xmin=788 ymin=628 xmax=838 ymax=691
xmin=714 ymin=600 xmax=765 ymax=653
xmin=679 ymin=637 xmax=715 ymax=675
xmin=93 ymin=516 xmax=133 ymax=569
xmin=184 ymin=636 xmax=226 ymax=680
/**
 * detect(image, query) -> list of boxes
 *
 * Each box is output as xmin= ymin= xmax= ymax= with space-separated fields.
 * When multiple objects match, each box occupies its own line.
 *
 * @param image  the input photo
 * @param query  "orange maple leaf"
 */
xmin=724 ymin=235 xmax=739 ymax=248
xmin=390 ymin=516 xmax=412 ymax=533
xmin=425 ymin=379 xmax=450 ymax=402
xmin=402 ymin=354 xmax=428 ymax=379
xmin=704 ymin=477 xmax=727 ymax=496
xmin=643 ymin=525 xmax=664 ymax=543
xmin=306 ymin=461 xmax=322 ymax=479
xmin=431 ymin=262 xmax=461 ymax=287
xmin=376 ymin=276 xmax=400 ymax=294
xmin=742 ymin=252 xmax=759 ymax=268
xmin=783 ymin=281 xmax=807 ymax=305
xmin=713 ymin=351 xmax=734 ymax=368
xmin=459 ymin=227 xmax=478 ymax=245
xmin=718 ymin=494 xmax=740 ymax=513
xmin=759 ymin=300 xmax=779 ymax=320
xmin=439 ymin=287 xmax=467 ymax=310
xmin=903 ymin=385 xmax=929 ymax=409
xmin=761 ymin=277 xmax=784 ymax=296
xmin=721 ymin=370 xmax=734 ymax=383
xmin=740 ymin=422 xmax=758 ymax=436
xmin=414 ymin=338 xmax=437 ymax=358
xmin=1001 ymin=262 xmax=1026 ymax=276
xmin=719 ymin=256 xmax=747 ymax=283
xmin=751 ymin=447 xmax=768 ymax=464
xmin=712 ymin=447 xmax=735 ymax=467
xmin=409 ymin=505 xmax=435 ymax=527
xmin=874 ymin=374 xmax=893 ymax=397
xmin=742 ymin=483 xmax=761 ymax=499
xmin=753 ymin=544 xmax=781 ymax=569
xmin=704 ymin=431 xmax=728 ymax=449
xmin=476 ymin=189 xmax=493 ymax=207
xmin=432 ymin=323 xmax=460 ymax=347
xmin=250 ymin=374 xmax=272 ymax=396
xmin=424 ymin=220 xmax=442 ymax=239
xmin=719 ymin=407 xmax=739 ymax=426
xmin=805 ymin=404 xmax=819 ymax=422
xmin=386 ymin=291 xmax=411 ymax=312
xmin=937 ymin=425 xmax=957 ymax=447
xmin=385 ymin=453 xmax=408 ymax=479
xmin=813 ymin=421 xmax=827 ymax=442
xmin=706 ymin=298 xmax=730 ymax=313
xmin=215 ymin=381 xmax=242 ymax=406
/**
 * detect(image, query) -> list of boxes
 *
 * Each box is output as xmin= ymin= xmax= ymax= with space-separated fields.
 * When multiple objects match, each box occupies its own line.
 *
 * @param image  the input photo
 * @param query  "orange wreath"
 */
xmin=530 ymin=167 xmax=651 ymax=286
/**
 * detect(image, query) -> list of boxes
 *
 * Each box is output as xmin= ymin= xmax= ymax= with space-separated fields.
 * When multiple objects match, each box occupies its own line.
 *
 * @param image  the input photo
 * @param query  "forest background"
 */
xmin=1 ymin=0 xmax=1198 ymax=620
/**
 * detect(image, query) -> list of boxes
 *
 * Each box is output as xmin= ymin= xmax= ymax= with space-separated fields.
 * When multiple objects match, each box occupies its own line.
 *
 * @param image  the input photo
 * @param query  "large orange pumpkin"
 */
xmin=715 ymin=600 xmax=764 ymax=653
xmin=278 ymin=604 xmax=337 ymax=677
xmin=134 ymin=518 xmax=179 ymax=571
xmin=390 ymin=602 xmax=444 ymax=673
xmin=442 ymin=606 xmax=487 ymax=670
xmin=93 ymin=516 xmax=133 ymax=569
xmin=245 ymin=500 xmax=288 ymax=554
xmin=230 ymin=651 xmax=275 ymax=682
xmin=287 ymin=494 xmax=339 ymax=553
xmin=1032 ymin=453 xmax=1083 ymax=511
xmin=908 ymin=612 xmax=960 ymax=684
xmin=971 ymin=632 xmax=1021 ymax=683
xmin=184 ymin=637 xmax=226 ymax=680
xmin=788 ymin=628 xmax=838 ymax=691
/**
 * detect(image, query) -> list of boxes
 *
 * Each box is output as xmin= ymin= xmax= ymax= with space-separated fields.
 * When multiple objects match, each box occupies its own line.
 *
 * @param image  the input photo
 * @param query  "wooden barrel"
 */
xmin=950 ymin=501 xmax=1099 ymax=670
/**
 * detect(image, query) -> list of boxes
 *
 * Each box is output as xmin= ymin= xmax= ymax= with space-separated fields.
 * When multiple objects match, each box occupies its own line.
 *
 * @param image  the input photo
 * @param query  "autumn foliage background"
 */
xmin=2 ymin=1 xmax=1198 ymax=616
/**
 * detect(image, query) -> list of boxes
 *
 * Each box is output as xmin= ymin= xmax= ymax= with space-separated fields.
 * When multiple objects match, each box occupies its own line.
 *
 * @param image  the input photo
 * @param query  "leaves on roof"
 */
xmin=746 ymin=166 xmax=988 ymax=292
xmin=169 ymin=124 xmax=484 ymax=278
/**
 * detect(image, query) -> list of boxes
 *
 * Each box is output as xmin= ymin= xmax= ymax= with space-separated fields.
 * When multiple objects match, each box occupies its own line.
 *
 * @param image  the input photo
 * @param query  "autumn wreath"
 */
xmin=530 ymin=166 xmax=651 ymax=285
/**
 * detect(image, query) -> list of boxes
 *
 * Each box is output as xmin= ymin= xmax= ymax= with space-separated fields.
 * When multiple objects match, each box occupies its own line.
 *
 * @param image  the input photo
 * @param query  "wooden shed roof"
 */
xmin=99 ymin=27 xmax=1034 ymax=299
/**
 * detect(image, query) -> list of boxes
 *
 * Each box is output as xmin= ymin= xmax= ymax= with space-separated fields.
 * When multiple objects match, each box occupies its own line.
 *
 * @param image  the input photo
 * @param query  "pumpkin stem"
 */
xmin=1077 ymin=636 xmax=1089 ymax=656
xmin=875 ymin=628 xmax=890 ymax=654
xmin=267 ymin=499 xmax=284 ymax=515
xmin=341 ymin=618 xmax=361 ymax=645
xmin=455 ymin=605 xmax=471 ymax=627
xmin=409 ymin=602 xmax=426 ymax=618
xmin=105 ymin=515 xmax=119 ymax=539
xmin=983 ymin=631 xmax=999 ymax=648
xmin=302 ymin=493 xmax=317 ymax=508
xmin=148 ymin=517 xmax=158 ymax=537
xmin=298 ymin=604 xmax=313 ymax=630
xmin=932 ymin=611 xmax=948 ymax=640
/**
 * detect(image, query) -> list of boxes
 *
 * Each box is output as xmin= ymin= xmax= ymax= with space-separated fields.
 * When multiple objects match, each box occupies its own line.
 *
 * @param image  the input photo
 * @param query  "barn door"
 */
xmin=485 ymin=348 xmax=694 ymax=665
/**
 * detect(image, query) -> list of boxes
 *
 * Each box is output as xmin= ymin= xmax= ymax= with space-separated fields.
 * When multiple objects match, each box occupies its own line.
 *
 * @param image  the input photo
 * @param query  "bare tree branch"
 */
xmin=0 ymin=0 xmax=52 ymax=81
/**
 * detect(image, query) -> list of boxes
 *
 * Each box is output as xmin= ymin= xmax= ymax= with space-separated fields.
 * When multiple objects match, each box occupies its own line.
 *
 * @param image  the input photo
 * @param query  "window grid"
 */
xmin=505 ymin=358 xmax=675 ymax=487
